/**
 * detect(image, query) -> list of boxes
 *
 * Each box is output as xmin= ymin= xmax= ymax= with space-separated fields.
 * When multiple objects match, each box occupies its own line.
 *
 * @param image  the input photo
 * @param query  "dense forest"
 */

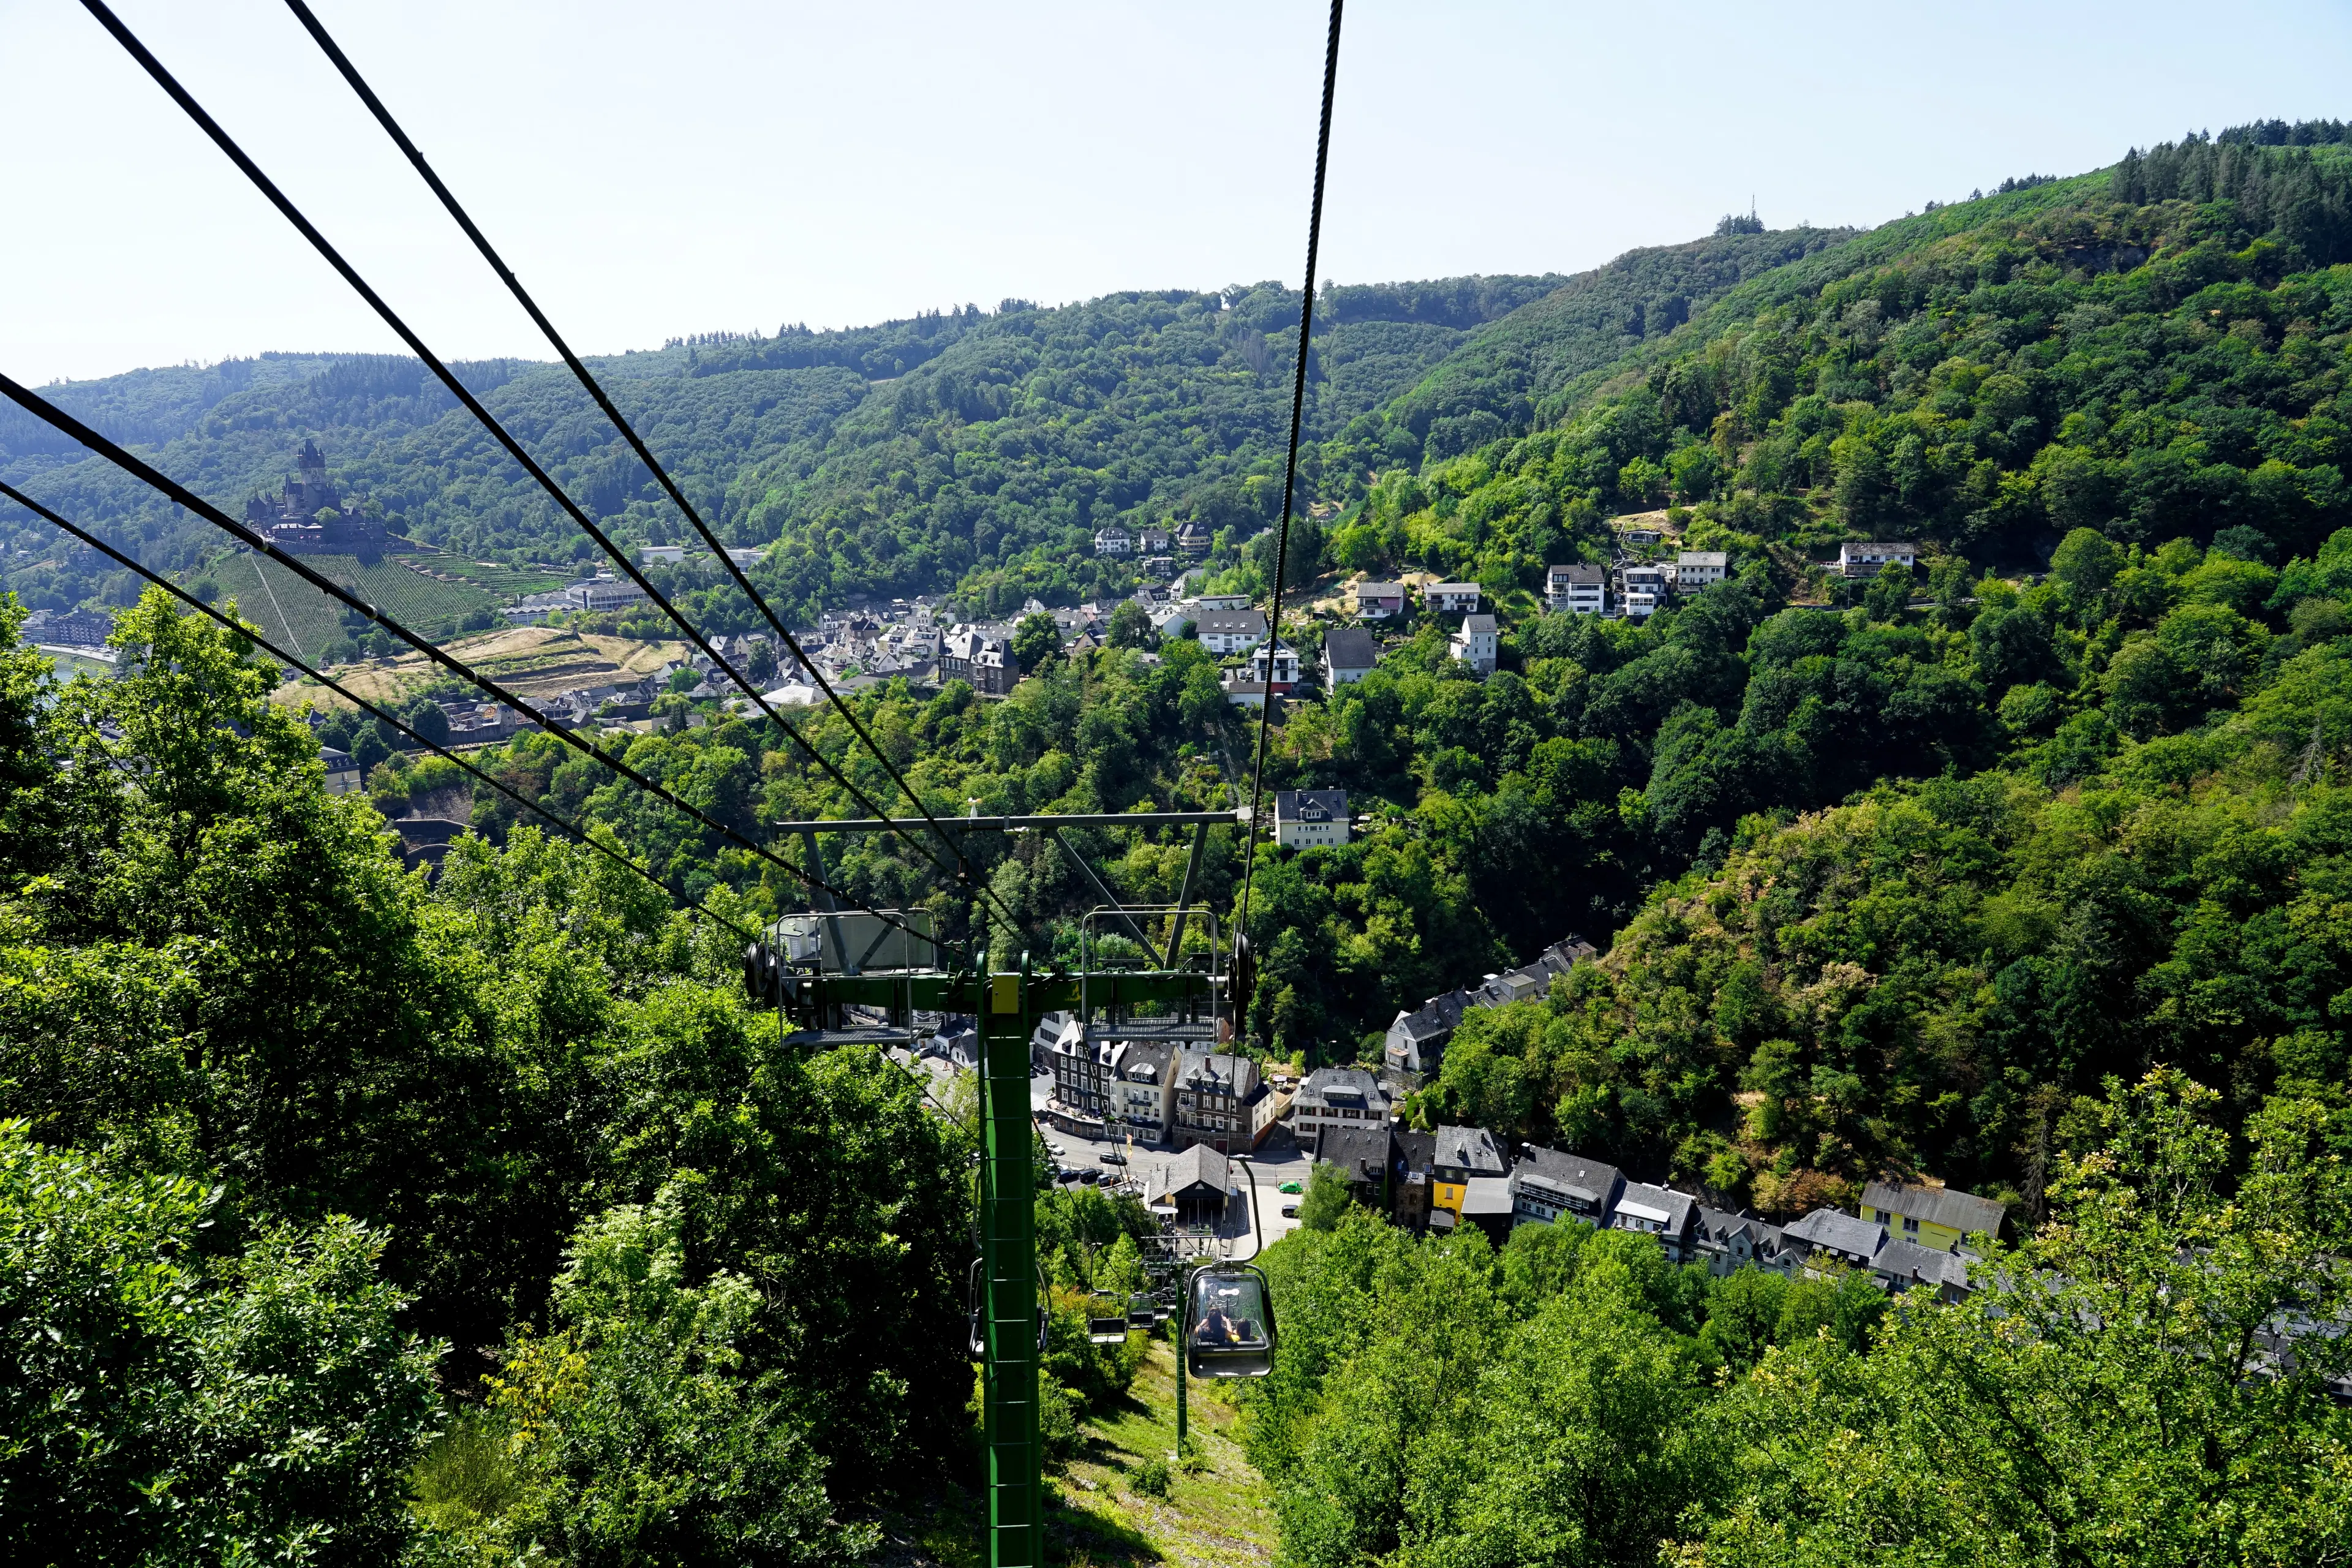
xmin=12 ymin=118 xmax=2352 ymax=1564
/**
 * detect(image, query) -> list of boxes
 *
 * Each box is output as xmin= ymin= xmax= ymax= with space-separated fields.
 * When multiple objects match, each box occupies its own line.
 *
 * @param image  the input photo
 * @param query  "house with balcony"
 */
xmin=1609 ymin=1181 xmax=1699 ymax=1262
xmin=1424 ymin=582 xmax=1482 ymax=615
xmin=1107 ymin=1041 xmax=1175 ymax=1145
xmin=1547 ymin=564 xmax=1605 ymax=615
xmin=1170 ymin=1050 xmax=1273 ymax=1155
xmin=1837 ymin=541 xmax=1918 ymax=578
xmin=1092 ymin=524 xmax=1133 ymax=556
xmin=1675 ymin=551 xmax=1728 ymax=592
xmin=1350 ymin=580 xmax=1407 ymax=620
xmin=1196 ymin=609 xmax=1269 ymax=655
xmin=1510 ymin=1145 xmax=1624 ymax=1229
xmin=1621 ymin=564 xmax=1668 ymax=619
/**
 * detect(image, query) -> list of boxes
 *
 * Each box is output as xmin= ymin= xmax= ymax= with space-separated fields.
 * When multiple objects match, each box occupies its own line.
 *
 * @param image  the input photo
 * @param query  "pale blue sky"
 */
xmin=4 ymin=0 xmax=2348 ymax=385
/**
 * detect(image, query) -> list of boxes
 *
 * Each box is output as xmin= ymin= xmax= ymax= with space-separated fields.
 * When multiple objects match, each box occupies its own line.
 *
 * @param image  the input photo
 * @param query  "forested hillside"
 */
xmin=13 ymin=115 xmax=2352 ymax=1566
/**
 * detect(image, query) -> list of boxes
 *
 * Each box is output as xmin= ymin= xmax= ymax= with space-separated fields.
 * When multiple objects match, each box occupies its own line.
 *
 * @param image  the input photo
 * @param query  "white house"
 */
xmin=1196 ymin=609 xmax=1269 ymax=654
xmin=320 ymin=746 xmax=364 ymax=795
xmin=1289 ymin=1066 xmax=1389 ymax=1150
xmin=1838 ymin=541 xmax=1918 ymax=578
xmin=1621 ymin=564 xmax=1668 ymax=619
xmin=1136 ymin=526 xmax=1174 ymax=554
xmin=1093 ymin=525 xmax=1134 ymax=556
xmin=1322 ymin=627 xmax=1380 ymax=685
xmin=1449 ymin=613 xmax=1499 ymax=675
xmin=1247 ymin=641 xmax=1300 ymax=690
xmin=1675 ymin=551 xmax=1728 ymax=592
xmin=564 ymin=573 xmax=650 ymax=612
xmin=1273 ymin=788 xmax=1349 ymax=850
xmin=1547 ymin=564 xmax=1606 ymax=616
xmin=1425 ymin=582 xmax=1482 ymax=615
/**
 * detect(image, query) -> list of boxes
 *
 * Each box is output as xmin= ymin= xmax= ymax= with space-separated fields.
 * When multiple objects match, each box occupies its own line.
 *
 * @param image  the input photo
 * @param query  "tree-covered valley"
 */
xmin=9 ymin=117 xmax=2352 ymax=1566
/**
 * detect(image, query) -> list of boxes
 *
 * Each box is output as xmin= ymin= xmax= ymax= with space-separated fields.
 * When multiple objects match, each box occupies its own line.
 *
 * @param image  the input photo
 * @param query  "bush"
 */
xmin=1129 ymin=1457 xmax=1172 ymax=1498
xmin=0 ymin=1123 xmax=444 ymax=1565
xmin=1037 ymin=1372 xmax=1082 ymax=1468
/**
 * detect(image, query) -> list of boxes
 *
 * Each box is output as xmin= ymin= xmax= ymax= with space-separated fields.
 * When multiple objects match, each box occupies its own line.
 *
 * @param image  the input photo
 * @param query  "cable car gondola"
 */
xmin=1184 ymin=1262 xmax=1276 ymax=1378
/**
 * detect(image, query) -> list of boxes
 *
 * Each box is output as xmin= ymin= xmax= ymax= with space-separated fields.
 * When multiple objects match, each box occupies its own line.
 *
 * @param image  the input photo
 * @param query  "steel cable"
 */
xmin=1235 ymin=0 xmax=1344 ymax=955
xmin=0 ymin=374 xmax=929 ymax=944
xmin=278 ymin=0 xmax=984 ymax=902
xmin=76 ymin=0 xmax=1015 ymax=938
xmin=0 ymin=477 xmax=763 ymax=946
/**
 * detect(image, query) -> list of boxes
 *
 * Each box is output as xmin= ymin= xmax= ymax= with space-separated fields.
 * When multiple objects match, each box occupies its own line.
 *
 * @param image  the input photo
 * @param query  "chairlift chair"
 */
xmin=1184 ymin=1261 xmax=1278 ymax=1378
xmin=964 ymin=1257 xmax=1050 ymax=1360
xmin=1086 ymin=1291 xmax=1131 ymax=1344
xmin=1127 ymin=1292 xmax=1159 ymax=1330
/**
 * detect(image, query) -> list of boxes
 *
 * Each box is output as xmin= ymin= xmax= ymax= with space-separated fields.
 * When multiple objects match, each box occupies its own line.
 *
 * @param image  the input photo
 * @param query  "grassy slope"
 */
xmin=883 ymin=1337 xmax=1277 ymax=1568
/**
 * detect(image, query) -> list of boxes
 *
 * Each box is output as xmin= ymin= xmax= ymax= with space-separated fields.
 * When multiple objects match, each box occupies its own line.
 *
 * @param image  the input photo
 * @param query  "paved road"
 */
xmin=895 ymin=1058 xmax=1320 ymax=1251
xmin=1031 ymin=1069 xmax=1317 ymax=1253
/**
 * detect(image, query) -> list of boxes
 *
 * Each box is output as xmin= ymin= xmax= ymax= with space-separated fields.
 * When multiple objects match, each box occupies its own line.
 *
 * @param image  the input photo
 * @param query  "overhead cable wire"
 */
xmin=0 ymin=477 xmax=761 ymax=948
xmin=1236 ymin=0 xmax=1344 ymax=941
xmin=5 ymin=477 xmax=973 ymax=1130
xmin=0 ymin=372 xmax=929 ymax=946
xmin=75 ymin=0 xmax=1008 ymax=934
xmin=279 ymin=0 xmax=984 ymax=904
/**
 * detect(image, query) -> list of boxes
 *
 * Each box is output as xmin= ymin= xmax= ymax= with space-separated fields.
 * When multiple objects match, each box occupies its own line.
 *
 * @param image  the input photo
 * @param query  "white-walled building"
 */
xmin=1273 ymin=788 xmax=1350 ymax=850
xmin=1547 ymin=564 xmax=1607 ymax=615
xmin=1675 ymin=551 xmax=1728 ymax=592
xmin=1425 ymin=582 xmax=1482 ymax=615
xmin=1838 ymin=542 xmax=1918 ymax=578
xmin=1449 ymin=613 xmax=1499 ymax=674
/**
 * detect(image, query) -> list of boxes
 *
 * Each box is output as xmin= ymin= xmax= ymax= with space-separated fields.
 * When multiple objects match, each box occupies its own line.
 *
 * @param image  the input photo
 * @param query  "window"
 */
xmin=1902 ymin=1216 xmax=1921 ymax=1234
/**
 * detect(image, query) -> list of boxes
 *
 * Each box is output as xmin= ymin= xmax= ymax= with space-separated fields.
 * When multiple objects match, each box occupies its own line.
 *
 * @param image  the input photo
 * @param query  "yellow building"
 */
xmin=1859 ymin=1180 xmax=2005 ymax=1256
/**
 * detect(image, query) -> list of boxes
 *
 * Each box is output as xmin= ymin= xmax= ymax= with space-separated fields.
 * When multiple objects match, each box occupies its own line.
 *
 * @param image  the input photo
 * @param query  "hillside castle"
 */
xmin=243 ymin=440 xmax=386 ymax=556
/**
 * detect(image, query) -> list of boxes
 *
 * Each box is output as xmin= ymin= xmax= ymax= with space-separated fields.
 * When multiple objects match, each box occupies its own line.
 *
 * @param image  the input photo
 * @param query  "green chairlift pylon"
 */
xmin=744 ymin=808 xmax=1248 ymax=1568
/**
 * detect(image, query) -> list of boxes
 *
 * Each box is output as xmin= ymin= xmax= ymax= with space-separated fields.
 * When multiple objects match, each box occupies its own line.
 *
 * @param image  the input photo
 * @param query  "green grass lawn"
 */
xmin=858 ymin=1335 xmax=1277 ymax=1568
xmin=1050 ymin=1336 xmax=1277 ymax=1568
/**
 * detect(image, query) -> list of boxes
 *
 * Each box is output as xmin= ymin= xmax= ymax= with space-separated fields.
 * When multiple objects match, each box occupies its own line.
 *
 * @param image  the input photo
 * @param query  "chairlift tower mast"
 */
xmin=757 ymin=809 xmax=1246 ymax=1568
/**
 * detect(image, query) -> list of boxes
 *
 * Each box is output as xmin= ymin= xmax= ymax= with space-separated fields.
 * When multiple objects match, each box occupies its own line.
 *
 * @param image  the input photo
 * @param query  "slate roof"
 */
xmin=1323 ymin=627 xmax=1381 ymax=671
xmin=1275 ymin=789 xmax=1348 ymax=826
xmin=1147 ymin=1143 xmax=1231 ymax=1203
xmin=1297 ymin=1066 xmax=1382 ymax=1106
xmin=1197 ymin=610 xmax=1269 ymax=640
xmin=1875 ymin=1237 xmax=1974 ymax=1292
xmin=1316 ymin=1123 xmax=1394 ymax=1186
xmin=1459 ymin=613 xmax=1498 ymax=635
xmin=1861 ymin=1181 xmax=2007 ymax=1241
xmin=1513 ymin=1145 xmax=1624 ymax=1211
xmin=1613 ymin=1180 xmax=1697 ymax=1237
xmin=1782 ymin=1208 xmax=1890 ymax=1262
xmin=1432 ymin=1125 xmax=1509 ymax=1178
xmin=1548 ymin=564 xmax=1605 ymax=585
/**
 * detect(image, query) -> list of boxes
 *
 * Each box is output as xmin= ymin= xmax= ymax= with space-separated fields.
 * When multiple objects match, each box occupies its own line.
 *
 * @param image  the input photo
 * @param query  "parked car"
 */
xmin=1101 ymin=1150 xmax=1128 ymax=1165
xmin=1278 ymin=1180 xmax=1302 ymax=1194
xmin=1281 ymin=1203 xmax=1301 ymax=1218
